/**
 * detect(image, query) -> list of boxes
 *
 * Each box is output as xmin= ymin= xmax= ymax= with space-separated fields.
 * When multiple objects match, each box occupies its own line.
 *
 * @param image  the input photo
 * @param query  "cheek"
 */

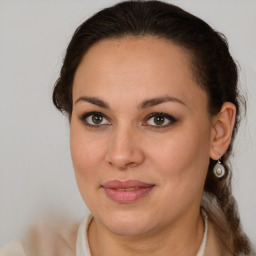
xmin=70 ymin=121 xmax=106 ymax=164
xmin=70 ymin=126 xmax=108 ymax=208
xmin=147 ymin=129 xmax=210 ymax=214
xmin=148 ymin=125 xmax=210 ymax=185
xmin=71 ymin=139 xmax=103 ymax=171
xmin=70 ymin=123 xmax=107 ymax=188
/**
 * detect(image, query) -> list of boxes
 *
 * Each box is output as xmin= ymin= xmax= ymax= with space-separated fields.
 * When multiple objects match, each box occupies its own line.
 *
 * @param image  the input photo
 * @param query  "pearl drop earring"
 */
xmin=213 ymin=156 xmax=225 ymax=178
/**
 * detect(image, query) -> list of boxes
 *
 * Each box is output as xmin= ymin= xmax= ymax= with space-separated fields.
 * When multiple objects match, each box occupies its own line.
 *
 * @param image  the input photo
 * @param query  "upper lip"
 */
xmin=102 ymin=179 xmax=155 ymax=189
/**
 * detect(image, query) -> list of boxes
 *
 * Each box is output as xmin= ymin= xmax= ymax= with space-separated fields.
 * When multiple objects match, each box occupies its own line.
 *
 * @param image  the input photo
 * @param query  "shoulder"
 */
xmin=25 ymin=217 xmax=79 ymax=256
xmin=1 ymin=217 xmax=81 ymax=256
xmin=0 ymin=241 xmax=26 ymax=256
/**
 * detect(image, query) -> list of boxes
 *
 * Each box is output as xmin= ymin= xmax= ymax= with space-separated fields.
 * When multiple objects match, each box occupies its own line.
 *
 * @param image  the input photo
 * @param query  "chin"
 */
xmin=98 ymin=210 xmax=155 ymax=237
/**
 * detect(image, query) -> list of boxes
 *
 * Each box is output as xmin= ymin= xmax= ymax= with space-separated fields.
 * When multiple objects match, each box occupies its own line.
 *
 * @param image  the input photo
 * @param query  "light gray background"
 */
xmin=0 ymin=0 xmax=255 ymax=246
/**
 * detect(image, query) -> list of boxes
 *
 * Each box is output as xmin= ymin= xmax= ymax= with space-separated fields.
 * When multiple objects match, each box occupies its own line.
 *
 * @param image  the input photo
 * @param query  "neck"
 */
xmin=88 ymin=209 xmax=205 ymax=256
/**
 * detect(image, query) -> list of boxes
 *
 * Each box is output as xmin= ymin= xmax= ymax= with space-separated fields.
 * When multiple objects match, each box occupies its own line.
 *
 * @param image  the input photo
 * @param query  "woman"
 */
xmin=1 ymin=0 xmax=255 ymax=255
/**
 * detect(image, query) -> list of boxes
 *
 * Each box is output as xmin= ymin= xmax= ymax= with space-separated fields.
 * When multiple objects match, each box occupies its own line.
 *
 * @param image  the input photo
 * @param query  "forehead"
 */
xmin=73 ymin=36 xmax=207 ymax=110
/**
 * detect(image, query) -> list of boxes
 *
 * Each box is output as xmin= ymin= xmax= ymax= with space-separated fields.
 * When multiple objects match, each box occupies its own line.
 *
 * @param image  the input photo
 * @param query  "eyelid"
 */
xmin=78 ymin=111 xmax=177 ymax=129
xmin=142 ymin=112 xmax=177 ymax=128
xmin=79 ymin=111 xmax=111 ymax=128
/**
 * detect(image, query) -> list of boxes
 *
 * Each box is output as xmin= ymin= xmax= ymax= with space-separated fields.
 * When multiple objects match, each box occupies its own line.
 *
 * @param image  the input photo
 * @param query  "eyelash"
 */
xmin=143 ymin=112 xmax=177 ymax=129
xmin=78 ymin=112 xmax=177 ymax=129
xmin=79 ymin=112 xmax=110 ymax=129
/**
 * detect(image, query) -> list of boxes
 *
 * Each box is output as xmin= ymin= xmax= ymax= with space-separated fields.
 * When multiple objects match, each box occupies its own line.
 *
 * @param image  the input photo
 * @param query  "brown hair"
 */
xmin=52 ymin=1 xmax=254 ymax=255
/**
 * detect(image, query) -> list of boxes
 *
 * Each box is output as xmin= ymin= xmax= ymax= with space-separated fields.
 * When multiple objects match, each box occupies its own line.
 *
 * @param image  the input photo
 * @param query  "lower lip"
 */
xmin=103 ymin=186 xmax=155 ymax=204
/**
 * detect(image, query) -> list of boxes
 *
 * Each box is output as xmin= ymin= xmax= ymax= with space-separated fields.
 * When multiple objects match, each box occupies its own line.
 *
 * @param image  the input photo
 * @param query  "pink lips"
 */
xmin=102 ymin=180 xmax=155 ymax=204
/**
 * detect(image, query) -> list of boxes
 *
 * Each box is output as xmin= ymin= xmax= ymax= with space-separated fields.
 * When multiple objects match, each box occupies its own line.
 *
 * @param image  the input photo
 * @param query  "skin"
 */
xmin=70 ymin=36 xmax=236 ymax=256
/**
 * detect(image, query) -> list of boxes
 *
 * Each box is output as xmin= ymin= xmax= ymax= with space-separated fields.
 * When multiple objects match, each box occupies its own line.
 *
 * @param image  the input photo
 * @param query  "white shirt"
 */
xmin=76 ymin=214 xmax=93 ymax=256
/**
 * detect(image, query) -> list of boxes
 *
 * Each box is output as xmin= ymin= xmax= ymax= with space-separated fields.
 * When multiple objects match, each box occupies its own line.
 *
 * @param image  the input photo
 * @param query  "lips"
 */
xmin=101 ymin=180 xmax=155 ymax=204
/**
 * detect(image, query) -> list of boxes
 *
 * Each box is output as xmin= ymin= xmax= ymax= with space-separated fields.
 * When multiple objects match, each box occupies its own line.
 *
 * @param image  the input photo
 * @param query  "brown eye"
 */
xmin=153 ymin=116 xmax=165 ymax=126
xmin=145 ymin=113 xmax=177 ymax=128
xmin=79 ymin=112 xmax=111 ymax=127
xmin=87 ymin=114 xmax=109 ymax=125
xmin=92 ymin=114 xmax=103 ymax=124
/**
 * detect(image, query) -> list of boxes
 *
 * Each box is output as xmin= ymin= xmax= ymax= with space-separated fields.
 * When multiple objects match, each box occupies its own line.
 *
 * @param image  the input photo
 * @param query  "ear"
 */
xmin=209 ymin=102 xmax=236 ymax=160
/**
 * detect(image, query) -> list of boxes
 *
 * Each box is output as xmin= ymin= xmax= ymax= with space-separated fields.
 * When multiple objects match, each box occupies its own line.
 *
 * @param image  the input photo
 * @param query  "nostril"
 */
xmin=106 ymin=150 xmax=145 ymax=170
xmin=105 ymin=132 xmax=145 ymax=169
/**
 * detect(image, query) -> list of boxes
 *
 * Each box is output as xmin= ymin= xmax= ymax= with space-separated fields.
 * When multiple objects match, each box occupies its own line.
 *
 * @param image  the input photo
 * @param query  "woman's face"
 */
xmin=70 ymin=37 xmax=213 ymax=236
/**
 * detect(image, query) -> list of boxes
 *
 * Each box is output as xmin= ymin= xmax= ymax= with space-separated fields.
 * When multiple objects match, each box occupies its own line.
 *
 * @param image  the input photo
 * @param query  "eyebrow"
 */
xmin=138 ymin=96 xmax=187 ymax=109
xmin=74 ymin=95 xmax=186 ymax=109
xmin=75 ymin=96 xmax=110 ymax=109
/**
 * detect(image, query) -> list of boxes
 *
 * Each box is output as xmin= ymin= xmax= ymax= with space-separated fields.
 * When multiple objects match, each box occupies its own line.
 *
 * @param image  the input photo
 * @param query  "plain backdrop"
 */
xmin=0 ymin=0 xmax=255 ymax=246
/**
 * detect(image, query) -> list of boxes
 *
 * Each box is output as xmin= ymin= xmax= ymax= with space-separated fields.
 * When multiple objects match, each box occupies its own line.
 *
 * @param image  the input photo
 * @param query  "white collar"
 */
xmin=76 ymin=214 xmax=93 ymax=256
xmin=196 ymin=209 xmax=208 ymax=256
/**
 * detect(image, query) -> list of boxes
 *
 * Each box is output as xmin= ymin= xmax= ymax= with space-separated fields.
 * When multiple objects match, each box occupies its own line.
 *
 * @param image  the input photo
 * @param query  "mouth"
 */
xmin=114 ymin=187 xmax=141 ymax=191
xmin=101 ymin=180 xmax=155 ymax=204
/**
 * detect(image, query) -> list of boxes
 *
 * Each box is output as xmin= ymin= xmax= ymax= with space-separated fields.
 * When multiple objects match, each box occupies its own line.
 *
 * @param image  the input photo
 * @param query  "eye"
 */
xmin=144 ymin=113 xmax=177 ymax=128
xmin=79 ymin=112 xmax=111 ymax=127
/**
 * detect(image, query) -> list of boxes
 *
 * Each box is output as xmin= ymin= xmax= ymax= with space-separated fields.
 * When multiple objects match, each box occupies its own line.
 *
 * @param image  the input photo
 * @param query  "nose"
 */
xmin=105 ymin=126 xmax=145 ymax=170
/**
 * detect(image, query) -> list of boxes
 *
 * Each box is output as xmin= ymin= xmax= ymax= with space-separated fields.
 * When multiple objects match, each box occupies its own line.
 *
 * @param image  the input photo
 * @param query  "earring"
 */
xmin=213 ymin=156 xmax=225 ymax=178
